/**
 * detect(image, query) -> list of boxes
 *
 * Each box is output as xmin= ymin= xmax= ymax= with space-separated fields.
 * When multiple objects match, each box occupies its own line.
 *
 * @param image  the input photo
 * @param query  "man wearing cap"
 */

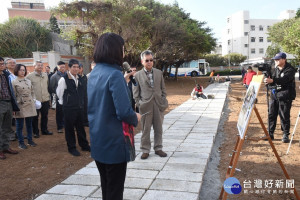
xmin=243 ymin=66 xmax=257 ymax=89
xmin=264 ymin=52 xmax=296 ymax=143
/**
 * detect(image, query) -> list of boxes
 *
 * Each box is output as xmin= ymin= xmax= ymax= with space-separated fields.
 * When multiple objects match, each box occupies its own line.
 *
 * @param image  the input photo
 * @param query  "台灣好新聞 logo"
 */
xmin=224 ymin=177 xmax=242 ymax=194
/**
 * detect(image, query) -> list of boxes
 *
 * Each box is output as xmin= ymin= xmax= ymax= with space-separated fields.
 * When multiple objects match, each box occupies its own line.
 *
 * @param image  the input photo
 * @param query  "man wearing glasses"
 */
xmin=264 ymin=52 xmax=296 ymax=143
xmin=133 ymin=50 xmax=168 ymax=159
xmin=0 ymin=57 xmax=19 ymax=159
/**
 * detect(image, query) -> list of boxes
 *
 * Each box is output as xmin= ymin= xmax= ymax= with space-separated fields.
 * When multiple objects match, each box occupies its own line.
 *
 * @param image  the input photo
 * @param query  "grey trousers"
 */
xmin=0 ymin=101 xmax=12 ymax=151
xmin=140 ymin=100 xmax=164 ymax=153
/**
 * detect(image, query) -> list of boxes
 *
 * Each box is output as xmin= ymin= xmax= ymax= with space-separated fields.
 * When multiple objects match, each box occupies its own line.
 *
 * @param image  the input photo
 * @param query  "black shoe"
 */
xmin=282 ymin=135 xmax=290 ymax=143
xmin=264 ymin=133 xmax=274 ymax=141
xmin=42 ymin=131 xmax=53 ymax=135
xmin=81 ymin=146 xmax=91 ymax=152
xmin=24 ymin=135 xmax=27 ymax=139
xmin=33 ymin=134 xmax=40 ymax=138
xmin=28 ymin=141 xmax=37 ymax=147
xmin=18 ymin=143 xmax=28 ymax=149
xmin=69 ymin=149 xmax=80 ymax=156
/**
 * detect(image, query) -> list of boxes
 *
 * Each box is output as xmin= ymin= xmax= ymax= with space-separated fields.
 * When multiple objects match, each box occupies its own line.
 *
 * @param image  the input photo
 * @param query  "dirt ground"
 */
xmin=0 ymin=76 xmax=210 ymax=200
xmin=219 ymin=79 xmax=300 ymax=199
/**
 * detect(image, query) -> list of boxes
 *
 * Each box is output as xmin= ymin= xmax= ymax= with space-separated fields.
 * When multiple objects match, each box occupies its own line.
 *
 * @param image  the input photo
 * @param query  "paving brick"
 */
xmin=141 ymin=190 xmax=198 ymax=200
xmin=126 ymin=169 xmax=159 ymax=179
xmin=157 ymin=170 xmax=203 ymax=182
xmin=150 ymin=179 xmax=201 ymax=193
xmin=125 ymin=177 xmax=153 ymax=189
xmin=62 ymin=174 xmax=100 ymax=186
xmin=35 ymin=194 xmax=84 ymax=200
xmin=127 ymin=161 xmax=165 ymax=170
xmin=46 ymin=185 xmax=98 ymax=197
xmin=163 ymin=163 xmax=206 ymax=173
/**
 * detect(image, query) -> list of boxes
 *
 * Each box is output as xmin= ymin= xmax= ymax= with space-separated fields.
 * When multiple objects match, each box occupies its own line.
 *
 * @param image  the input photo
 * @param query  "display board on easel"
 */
xmin=237 ymin=75 xmax=263 ymax=139
xmin=219 ymin=75 xmax=300 ymax=200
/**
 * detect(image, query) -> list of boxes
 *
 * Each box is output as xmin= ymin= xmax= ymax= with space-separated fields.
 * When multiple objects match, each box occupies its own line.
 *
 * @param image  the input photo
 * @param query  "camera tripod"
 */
xmin=286 ymin=110 xmax=300 ymax=154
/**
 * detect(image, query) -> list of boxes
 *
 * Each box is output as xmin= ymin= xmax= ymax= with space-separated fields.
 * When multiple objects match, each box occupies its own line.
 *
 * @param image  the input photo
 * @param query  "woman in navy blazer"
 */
xmin=88 ymin=32 xmax=141 ymax=200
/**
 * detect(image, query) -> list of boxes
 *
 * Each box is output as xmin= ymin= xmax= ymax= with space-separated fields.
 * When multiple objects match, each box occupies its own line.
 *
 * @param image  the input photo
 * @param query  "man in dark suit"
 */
xmin=133 ymin=50 xmax=168 ymax=159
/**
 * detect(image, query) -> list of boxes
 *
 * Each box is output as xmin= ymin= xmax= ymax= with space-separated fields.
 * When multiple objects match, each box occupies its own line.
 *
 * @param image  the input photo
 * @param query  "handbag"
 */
xmin=122 ymin=122 xmax=136 ymax=161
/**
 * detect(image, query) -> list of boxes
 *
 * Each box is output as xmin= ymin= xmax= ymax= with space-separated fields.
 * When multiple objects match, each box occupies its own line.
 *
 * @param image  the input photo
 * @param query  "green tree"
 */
xmin=268 ymin=18 xmax=300 ymax=63
xmin=0 ymin=17 xmax=52 ymax=58
xmin=265 ymin=43 xmax=281 ymax=58
xmin=224 ymin=53 xmax=247 ymax=66
xmin=49 ymin=15 xmax=61 ymax=34
xmin=296 ymin=8 xmax=300 ymax=18
xmin=53 ymin=0 xmax=216 ymax=77
xmin=203 ymin=54 xmax=226 ymax=67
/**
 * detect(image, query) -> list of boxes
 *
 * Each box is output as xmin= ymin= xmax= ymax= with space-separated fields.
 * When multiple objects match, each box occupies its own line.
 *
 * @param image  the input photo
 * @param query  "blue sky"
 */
xmin=1 ymin=0 xmax=299 ymax=40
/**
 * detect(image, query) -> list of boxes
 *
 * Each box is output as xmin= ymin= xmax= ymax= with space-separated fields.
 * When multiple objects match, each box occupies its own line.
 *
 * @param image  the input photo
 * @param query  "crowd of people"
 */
xmin=0 ymin=57 xmax=93 ymax=158
xmin=0 ymin=30 xmax=296 ymax=199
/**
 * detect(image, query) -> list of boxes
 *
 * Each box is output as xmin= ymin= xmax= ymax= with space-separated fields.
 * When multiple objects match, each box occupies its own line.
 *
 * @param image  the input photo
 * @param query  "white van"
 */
xmin=169 ymin=59 xmax=210 ymax=77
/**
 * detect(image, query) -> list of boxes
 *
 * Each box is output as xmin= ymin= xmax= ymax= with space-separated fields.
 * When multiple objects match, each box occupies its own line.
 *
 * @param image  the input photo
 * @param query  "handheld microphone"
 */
xmin=122 ymin=62 xmax=136 ymax=86
xmin=122 ymin=62 xmax=131 ymax=72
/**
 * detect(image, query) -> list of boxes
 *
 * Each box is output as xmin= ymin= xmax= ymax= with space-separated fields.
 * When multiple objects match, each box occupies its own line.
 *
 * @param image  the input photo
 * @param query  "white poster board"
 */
xmin=237 ymin=75 xmax=264 ymax=139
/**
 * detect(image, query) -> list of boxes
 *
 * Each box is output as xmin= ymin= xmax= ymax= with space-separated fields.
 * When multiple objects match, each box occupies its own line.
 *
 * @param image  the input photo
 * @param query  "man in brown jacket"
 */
xmin=27 ymin=60 xmax=52 ymax=137
xmin=133 ymin=50 xmax=168 ymax=159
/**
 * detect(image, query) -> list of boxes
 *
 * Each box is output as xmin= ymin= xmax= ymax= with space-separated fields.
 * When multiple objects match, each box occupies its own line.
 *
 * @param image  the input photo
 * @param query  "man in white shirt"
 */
xmin=56 ymin=59 xmax=90 ymax=156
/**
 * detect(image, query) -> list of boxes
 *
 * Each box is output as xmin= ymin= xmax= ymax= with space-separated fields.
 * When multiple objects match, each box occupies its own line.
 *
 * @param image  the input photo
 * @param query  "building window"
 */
xmin=244 ymin=32 xmax=248 ymax=36
xmin=259 ymin=25 xmax=263 ymax=31
xmin=227 ymin=18 xmax=230 ymax=23
xmin=251 ymin=37 xmax=255 ymax=42
xmin=228 ymin=29 xmax=230 ymax=34
xmin=251 ymin=25 xmax=255 ymax=31
xmin=259 ymin=37 xmax=263 ymax=42
xmin=259 ymin=48 xmax=264 ymax=54
xmin=228 ymin=40 xmax=231 ymax=45
xmin=251 ymin=48 xmax=255 ymax=54
xmin=244 ymin=44 xmax=248 ymax=47
xmin=267 ymin=26 xmax=270 ymax=30
xmin=30 ymin=3 xmax=33 ymax=9
xmin=267 ymin=37 xmax=271 ymax=42
xmin=244 ymin=20 xmax=249 ymax=24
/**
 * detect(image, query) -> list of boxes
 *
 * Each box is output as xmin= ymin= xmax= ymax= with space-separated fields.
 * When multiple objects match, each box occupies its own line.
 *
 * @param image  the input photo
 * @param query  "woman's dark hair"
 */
xmin=93 ymin=32 xmax=124 ymax=66
xmin=14 ymin=64 xmax=27 ymax=76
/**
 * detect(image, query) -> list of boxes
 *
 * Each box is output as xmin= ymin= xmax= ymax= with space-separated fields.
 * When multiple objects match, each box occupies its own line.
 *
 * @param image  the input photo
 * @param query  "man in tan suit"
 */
xmin=133 ymin=50 xmax=168 ymax=159
xmin=27 ymin=60 xmax=52 ymax=137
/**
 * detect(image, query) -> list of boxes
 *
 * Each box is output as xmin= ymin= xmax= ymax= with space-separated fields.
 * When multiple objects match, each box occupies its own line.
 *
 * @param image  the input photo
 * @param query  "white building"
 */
xmin=222 ymin=10 xmax=296 ymax=61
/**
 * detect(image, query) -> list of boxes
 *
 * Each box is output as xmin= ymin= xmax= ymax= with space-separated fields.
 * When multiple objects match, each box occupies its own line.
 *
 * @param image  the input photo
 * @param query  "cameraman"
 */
xmin=264 ymin=52 xmax=296 ymax=143
xmin=124 ymin=65 xmax=138 ymax=112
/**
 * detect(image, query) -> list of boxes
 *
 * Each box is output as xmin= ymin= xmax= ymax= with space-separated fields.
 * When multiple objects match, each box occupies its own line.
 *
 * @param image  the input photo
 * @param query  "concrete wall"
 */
xmin=15 ymin=52 xmax=91 ymax=74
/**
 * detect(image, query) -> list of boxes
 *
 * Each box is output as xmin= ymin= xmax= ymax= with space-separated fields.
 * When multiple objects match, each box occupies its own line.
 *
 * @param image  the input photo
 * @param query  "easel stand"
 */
xmin=219 ymin=105 xmax=300 ymax=200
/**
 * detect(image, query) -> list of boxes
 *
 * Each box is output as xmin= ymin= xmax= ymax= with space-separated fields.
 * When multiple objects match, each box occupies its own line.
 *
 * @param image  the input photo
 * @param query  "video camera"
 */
xmin=252 ymin=63 xmax=272 ymax=78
